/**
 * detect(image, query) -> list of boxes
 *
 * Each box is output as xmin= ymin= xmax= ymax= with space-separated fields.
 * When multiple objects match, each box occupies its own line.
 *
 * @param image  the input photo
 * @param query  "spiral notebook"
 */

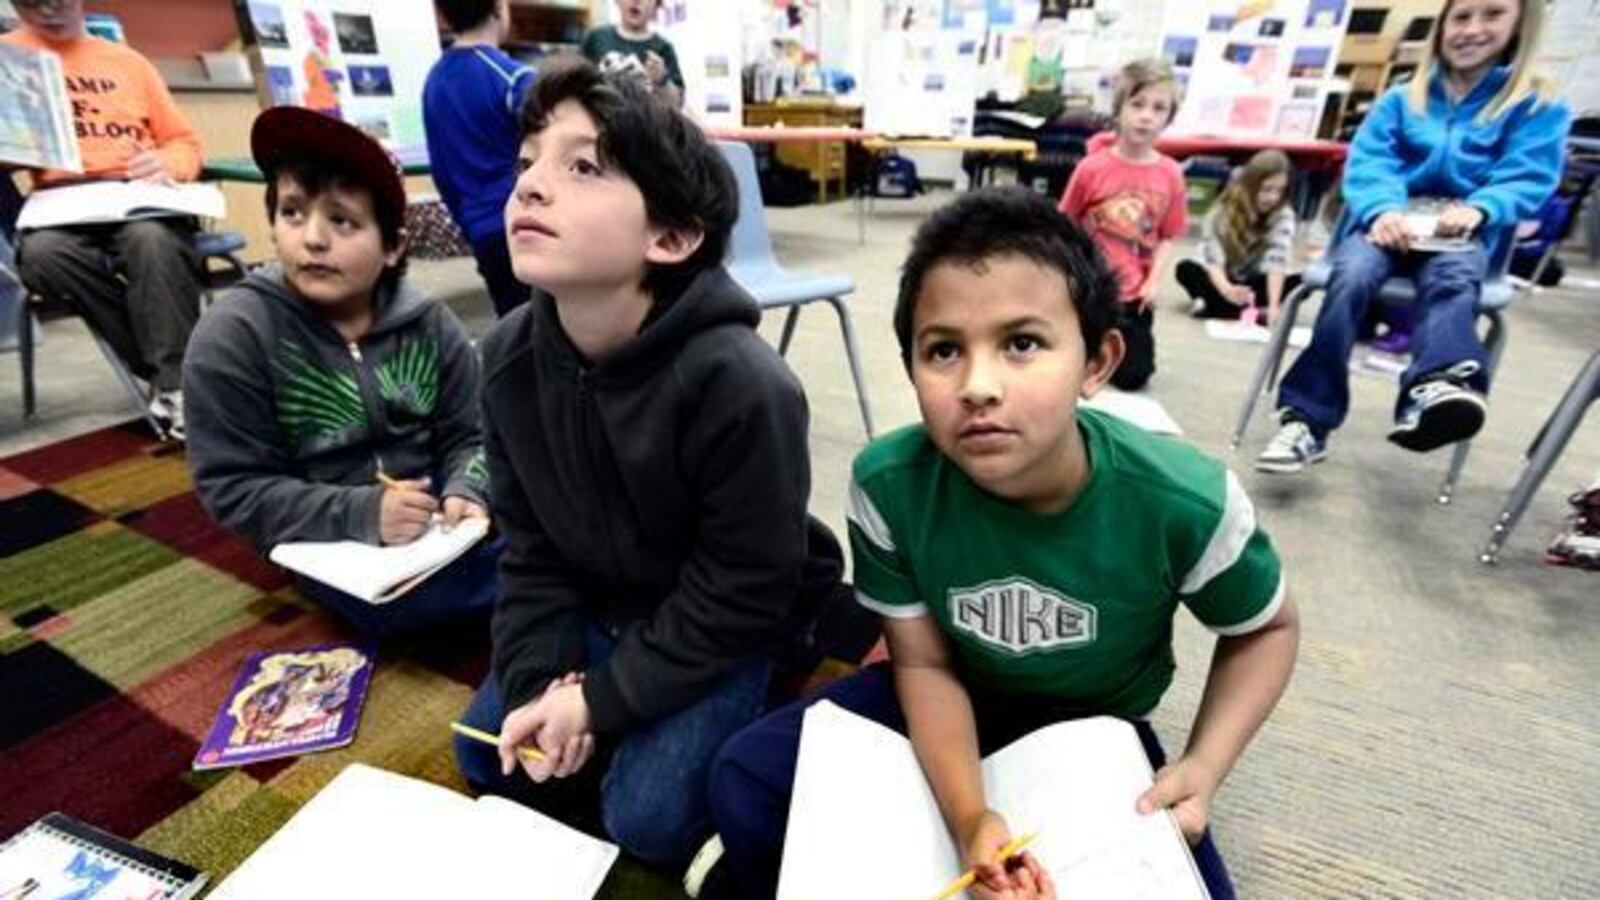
xmin=0 ymin=813 xmax=207 ymax=899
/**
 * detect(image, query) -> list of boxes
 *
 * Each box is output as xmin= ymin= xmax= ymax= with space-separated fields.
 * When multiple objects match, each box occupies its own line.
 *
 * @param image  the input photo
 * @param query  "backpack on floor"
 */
xmin=874 ymin=153 xmax=923 ymax=199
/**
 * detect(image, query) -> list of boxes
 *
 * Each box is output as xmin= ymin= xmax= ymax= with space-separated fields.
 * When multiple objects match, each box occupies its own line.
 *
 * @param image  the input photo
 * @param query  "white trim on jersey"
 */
xmin=1209 ymin=571 xmax=1287 ymax=636
xmin=847 ymin=479 xmax=896 ymax=553
xmin=470 ymin=47 xmax=535 ymax=113
xmin=855 ymin=590 xmax=927 ymax=619
xmin=1179 ymin=469 xmax=1256 ymax=595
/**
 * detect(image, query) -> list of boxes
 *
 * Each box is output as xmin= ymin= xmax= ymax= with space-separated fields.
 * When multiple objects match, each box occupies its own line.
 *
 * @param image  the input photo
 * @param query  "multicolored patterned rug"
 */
xmin=0 ymin=422 xmax=686 ymax=897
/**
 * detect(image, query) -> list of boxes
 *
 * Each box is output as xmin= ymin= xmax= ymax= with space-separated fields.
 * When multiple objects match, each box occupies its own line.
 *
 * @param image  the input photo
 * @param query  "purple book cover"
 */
xmin=193 ymin=642 xmax=376 ymax=770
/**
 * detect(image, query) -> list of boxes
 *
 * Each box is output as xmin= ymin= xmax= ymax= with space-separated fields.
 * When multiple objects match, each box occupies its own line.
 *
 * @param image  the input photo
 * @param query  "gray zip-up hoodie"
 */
xmin=183 ymin=265 xmax=487 ymax=550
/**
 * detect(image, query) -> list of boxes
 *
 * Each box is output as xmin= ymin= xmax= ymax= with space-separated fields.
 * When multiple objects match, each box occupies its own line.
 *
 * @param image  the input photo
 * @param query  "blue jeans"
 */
xmin=455 ymin=625 xmax=772 ymax=867
xmin=1278 ymin=235 xmax=1490 ymax=438
xmin=0 ymin=231 xmax=22 ymax=351
xmin=709 ymin=664 xmax=1237 ymax=900
xmin=296 ymin=535 xmax=502 ymax=637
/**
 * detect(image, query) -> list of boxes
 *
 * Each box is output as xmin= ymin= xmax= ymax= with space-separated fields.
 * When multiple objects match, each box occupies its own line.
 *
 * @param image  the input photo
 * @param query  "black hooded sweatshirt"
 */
xmin=481 ymin=266 xmax=839 ymax=735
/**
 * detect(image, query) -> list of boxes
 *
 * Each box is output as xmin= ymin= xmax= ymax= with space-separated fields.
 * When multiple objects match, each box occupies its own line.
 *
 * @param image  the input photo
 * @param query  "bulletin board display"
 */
xmin=1157 ymin=0 xmax=1349 ymax=139
xmin=235 ymin=0 xmax=441 ymax=149
xmin=863 ymin=0 xmax=983 ymax=137
xmin=656 ymin=0 xmax=745 ymax=127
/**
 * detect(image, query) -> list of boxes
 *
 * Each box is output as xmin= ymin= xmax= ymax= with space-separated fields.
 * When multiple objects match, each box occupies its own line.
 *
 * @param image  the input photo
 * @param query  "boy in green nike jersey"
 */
xmin=183 ymin=107 xmax=497 ymax=637
xmin=709 ymin=187 xmax=1299 ymax=900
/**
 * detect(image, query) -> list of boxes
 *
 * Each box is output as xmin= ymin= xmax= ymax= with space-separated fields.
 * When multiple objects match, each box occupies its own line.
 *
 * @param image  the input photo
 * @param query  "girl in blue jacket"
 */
xmin=1257 ymin=0 xmax=1570 ymax=475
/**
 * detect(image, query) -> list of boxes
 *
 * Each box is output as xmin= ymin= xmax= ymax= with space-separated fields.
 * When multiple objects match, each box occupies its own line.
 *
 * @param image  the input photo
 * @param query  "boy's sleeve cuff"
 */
xmin=582 ymin=666 xmax=636 ymax=736
xmin=345 ymin=484 xmax=385 ymax=545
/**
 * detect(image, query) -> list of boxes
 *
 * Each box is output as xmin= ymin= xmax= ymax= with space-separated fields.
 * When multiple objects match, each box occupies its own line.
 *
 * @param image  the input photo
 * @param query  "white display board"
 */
xmin=240 ymin=0 xmax=441 ymax=148
xmin=1159 ymin=0 xmax=1348 ymax=139
xmin=864 ymin=0 xmax=982 ymax=137
xmin=656 ymin=0 xmax=745 ymax=127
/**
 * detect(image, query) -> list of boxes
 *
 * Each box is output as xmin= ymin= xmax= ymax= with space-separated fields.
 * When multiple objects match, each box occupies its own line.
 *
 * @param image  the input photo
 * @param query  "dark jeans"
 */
xmin=1175 ymin=258 xmax=1302 ymax=320
xmin=709 ymin=664 xmax=1236 ymax=900
xmin=1277 ymin=235 xmax=1490 ymax=438
xmin=1112 ymin=305 xmax=1155 ymax=391
xmin=470 ymin=232 xmax=531 ymax=317
xmin=456 ymin=625 xmax=772 ymax=868
xmin=16 ymin=218 xmax=201 ymax=391
xmin=296 ymin=535 xmax=502 ymax=638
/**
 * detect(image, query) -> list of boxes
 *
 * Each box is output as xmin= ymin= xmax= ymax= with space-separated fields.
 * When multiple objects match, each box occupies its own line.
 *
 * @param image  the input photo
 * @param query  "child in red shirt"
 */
xmin=1059 ymin=58 xmax=1187 ymax=391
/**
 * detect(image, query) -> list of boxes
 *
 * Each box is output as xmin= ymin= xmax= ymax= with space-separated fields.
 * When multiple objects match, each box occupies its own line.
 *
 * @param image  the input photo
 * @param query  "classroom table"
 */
xmin=854 ymin=136 xmax=1039 ymax=241
xmin=1156 ymin=134 xmax=1349 ymax=220
xmin=201 ymin=145 xmax=433 ymax=183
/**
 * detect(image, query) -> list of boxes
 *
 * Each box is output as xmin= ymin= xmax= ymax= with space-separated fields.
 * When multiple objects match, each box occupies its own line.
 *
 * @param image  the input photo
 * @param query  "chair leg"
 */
xmin=824 ymin=295 xmax=876 ymax=439
xmin=1480 ymin=351 xmax=1600 ymax=563
xmin=1231 ymin=282 xmax=1309 ymax=449
xmin=777 ymin=306 xmax=802 ymax=356
xmin=1438 ymin=310 xmax=1507 ymax=505
xmin=19 ymin=296 xmax=35 ymax=417
xmin=90 ymin=331 xmax=167 ymax=439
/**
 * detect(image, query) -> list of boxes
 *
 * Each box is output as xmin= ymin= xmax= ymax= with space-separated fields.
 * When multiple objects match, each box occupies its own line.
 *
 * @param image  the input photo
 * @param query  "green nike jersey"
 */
xmin=848 ymin=408 xmax=1284 ymax=718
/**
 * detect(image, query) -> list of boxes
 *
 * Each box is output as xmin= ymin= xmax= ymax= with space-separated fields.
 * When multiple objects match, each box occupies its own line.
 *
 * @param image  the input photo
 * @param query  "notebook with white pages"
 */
xmin=777 ymin=701 xmax=1209 ymax=900
xmin=206 ymin=764 xmax=618 ymax=900
xmin=268 ymin=516 xmax=489 ymax=604
xmin=16 ymin=181 xmax=226 ymax=230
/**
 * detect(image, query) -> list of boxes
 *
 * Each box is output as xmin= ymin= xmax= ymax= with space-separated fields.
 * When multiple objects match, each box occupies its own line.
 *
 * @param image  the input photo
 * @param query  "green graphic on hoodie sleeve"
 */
xmin=462 ymin=449 xmax=489 ymax=493
xmin=273 ymin=339 xmax=367 ymax=446
xmin=375 ymin=336 xmax=441 ymax=416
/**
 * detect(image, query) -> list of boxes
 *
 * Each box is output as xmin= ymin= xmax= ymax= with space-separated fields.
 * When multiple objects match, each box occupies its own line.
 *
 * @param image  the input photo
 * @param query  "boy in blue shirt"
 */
xmin=423 ymin=0 xmax=535 ymax=316
xmin=709 ymin=188 xmax=1300 ymax=900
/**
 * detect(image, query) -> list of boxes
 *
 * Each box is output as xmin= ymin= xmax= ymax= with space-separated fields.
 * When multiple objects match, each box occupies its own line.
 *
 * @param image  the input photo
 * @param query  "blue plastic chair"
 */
xmin=1231 ymin=211 xmax=1524 ymax=504
xmin=717 ymin=140 xmax=875 ymax=438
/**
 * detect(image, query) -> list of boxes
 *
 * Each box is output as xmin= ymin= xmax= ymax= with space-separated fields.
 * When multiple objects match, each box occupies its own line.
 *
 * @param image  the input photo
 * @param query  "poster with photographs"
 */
xmin=1157 ymin=0 xmax=1347 ymax=139
xmin=651 ymin=0 xmax=743 ymax=126
xmin=235 ymin=0 xmax=439 ymax=148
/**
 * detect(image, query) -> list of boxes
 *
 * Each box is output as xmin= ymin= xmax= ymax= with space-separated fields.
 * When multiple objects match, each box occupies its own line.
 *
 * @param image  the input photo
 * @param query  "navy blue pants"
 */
xmin=1278 ymin=235 xmax=1490 ymax=438
xmin=455 ymin=624 xmax=772 ymax=868
xmin=296 ymin=535 xmax=502 ymax=638
xmin=709 ymin=664 xmax=1236 ymax=900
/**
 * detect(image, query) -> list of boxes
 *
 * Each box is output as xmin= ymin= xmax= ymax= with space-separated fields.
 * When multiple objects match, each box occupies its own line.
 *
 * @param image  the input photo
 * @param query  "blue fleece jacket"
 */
xmin=1341 ymin=66 xmax=1571 ymax=263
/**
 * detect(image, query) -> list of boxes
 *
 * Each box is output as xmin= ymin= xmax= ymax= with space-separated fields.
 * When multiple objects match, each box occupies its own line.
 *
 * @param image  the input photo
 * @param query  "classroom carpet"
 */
xmin=0 ymin=420 xmax=716 ymax=898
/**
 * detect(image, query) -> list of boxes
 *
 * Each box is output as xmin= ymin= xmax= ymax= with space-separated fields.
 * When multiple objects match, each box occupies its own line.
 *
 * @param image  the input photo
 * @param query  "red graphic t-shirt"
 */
xmin=1059 ymin=142 xmax=1187 ymax=303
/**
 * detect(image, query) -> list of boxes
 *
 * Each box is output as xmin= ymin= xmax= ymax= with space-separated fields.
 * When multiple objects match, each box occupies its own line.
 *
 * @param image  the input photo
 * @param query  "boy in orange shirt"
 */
xmin=5 ymin=0 xmax=206 ymax=438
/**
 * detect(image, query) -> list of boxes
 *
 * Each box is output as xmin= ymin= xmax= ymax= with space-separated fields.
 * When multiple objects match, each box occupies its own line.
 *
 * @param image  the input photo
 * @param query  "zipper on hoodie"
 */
xmin=346 ymin=339 xmax=393 ymax=481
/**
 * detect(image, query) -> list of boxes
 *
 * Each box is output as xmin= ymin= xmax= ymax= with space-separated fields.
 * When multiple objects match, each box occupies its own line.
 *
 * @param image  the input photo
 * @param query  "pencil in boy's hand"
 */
xmin=929 ymin=831 xmax=1039 ymax=900
xmin=450 ymin=721 xmax=547 ymax=762
xmin=376 ymin=470 xmax=404 ymax=491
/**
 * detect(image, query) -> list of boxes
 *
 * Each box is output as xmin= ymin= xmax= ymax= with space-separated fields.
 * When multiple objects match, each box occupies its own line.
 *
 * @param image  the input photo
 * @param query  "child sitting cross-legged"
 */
xmin=709 ymin=187 xmax=1300 ymax=900
xmin=184 ymin=108 xmax=497 ymax=638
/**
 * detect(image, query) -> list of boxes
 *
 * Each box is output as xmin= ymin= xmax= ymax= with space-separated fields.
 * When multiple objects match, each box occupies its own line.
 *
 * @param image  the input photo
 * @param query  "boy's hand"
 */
xmin=1228 ymin=284 xmax=1254 ymax=306
xmin=643 ymin=50 xmax=669 ymax=87
xmin=1137 ymin=755 xmax=1222 ymax=844
xmin=1435 ymin=204 xmax=1484 ymax=238
xmin=958 ymin=810 xmax=1054 ymax=899
xmin=378 ymin=479 xmax=437 ymax=545
xmin=441 ymin=496 xmax=487 ymax=531
xmin=499 ymin=673 xmax=595 ymax=783
xmin=1367 ymin=211 xmax=1412 ymax=251
xmin=126 ymin=149 xmax=172 ymax=184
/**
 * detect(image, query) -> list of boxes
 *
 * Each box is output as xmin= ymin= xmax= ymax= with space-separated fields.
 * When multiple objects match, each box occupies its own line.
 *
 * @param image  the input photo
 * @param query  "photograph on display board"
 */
xmin=1304 ymin=0 xmax=1345 ymax=29
xmin=334 ymin=12 xmax=378 ymax=55
xmin=348 ymin=64 xmax=394 ymax=96
xmin=249 ymin=2 xmax=289 ymax=48
xmin=265 ymin=65 xmax=296 ymax=105
xmin=355 ymin=116 xmax=390 ymax=140
xmin=1162 ymin=35 xmax=1197 ymax=68
xmin=1207 ymin=14 xmax=1236 ymax=32
xmin=1258 ymin=17 xmax=1285 ymax=37
xmin=1289 ymin=44 xmax=1330 ymax=78
xmin=1228 ymin=94 xmax=1272 ymax=130
xmin=1275 ymin=101 xmax=1318 ymax=137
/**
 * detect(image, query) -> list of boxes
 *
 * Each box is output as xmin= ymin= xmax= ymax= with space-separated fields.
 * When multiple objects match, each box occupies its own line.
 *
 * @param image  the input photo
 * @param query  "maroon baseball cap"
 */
xmin=250 ymin=106 xmax=407 ymax=226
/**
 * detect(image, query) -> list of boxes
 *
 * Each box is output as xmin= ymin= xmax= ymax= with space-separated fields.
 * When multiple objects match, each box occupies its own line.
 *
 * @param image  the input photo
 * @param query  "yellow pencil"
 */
xmin=376 ymin=471 xmax=404 ymax=490
xmin=929 ymin=831 xmax=1039 ymax=900
xmin=450 ymin=721 xmax=547 ymax=762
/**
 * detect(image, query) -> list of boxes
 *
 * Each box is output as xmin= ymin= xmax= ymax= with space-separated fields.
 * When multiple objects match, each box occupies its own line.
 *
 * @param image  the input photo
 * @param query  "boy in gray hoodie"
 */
xmin=183 ymin=107 xmax=495 ymax=637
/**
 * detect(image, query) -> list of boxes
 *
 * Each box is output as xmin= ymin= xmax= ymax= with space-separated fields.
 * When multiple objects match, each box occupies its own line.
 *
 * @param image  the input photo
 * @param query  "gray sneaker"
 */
xmin=148 ymin=389 xmax=185 ymax=442
xmin=1387 ymin=361 xmax=1485 ymax=453
xmin=1256 ymin=418 xmax=1326 ymax=474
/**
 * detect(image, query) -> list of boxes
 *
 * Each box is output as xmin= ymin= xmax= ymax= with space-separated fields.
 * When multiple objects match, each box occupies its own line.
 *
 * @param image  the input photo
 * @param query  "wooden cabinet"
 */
xmin=744 ymin=100 xmax=863 ymax=203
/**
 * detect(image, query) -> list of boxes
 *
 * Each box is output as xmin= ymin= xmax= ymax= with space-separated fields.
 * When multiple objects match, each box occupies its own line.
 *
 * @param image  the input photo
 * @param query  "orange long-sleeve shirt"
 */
xmin=0 ymin=30 xmax=203 ymax=186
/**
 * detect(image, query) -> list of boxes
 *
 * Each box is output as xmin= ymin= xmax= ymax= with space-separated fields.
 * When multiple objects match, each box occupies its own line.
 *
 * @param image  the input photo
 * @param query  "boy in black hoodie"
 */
xmin=454 ymin=60 xmax=848 ymax=887
xmin=183 ymin=108 xmax=496 ymax=637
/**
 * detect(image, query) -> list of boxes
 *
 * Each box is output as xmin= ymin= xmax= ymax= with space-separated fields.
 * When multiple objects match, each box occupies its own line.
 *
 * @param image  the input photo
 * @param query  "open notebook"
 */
xmin=778 ymin=702 xmax=1209 ymax=900
xmin=1401 ymin=198 xmax=1481 ymax=253
xmin=206 ymin=764 xmax=618 ymax=900
xmin=16 ymin=181 xmax=226 ymax=230
xmin=268 ymin=516 xmax=488 ymax=604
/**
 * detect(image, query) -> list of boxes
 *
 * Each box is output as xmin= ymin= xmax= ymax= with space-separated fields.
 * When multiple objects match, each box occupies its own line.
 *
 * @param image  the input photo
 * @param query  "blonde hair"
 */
xmin=1215 ymin=149 xmax=1291 ymax=269
xmin=1113 ymin=58 xmax=1181 ymax=126
xmin=1407 ymin=0 xmax=1553 ymax=123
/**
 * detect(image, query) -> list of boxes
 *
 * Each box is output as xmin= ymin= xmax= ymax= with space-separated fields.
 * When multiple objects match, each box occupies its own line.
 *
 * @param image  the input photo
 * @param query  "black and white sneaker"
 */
xmin=684 ymin=834 xmax=744 ymax=899
xmin=1387 ymin=361 xmax=1486 ymax=453
xmin=1256 ymin=416 xmax=1327 ymax=474
xmin=147 ymin=389 xmax=186 ymax=442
